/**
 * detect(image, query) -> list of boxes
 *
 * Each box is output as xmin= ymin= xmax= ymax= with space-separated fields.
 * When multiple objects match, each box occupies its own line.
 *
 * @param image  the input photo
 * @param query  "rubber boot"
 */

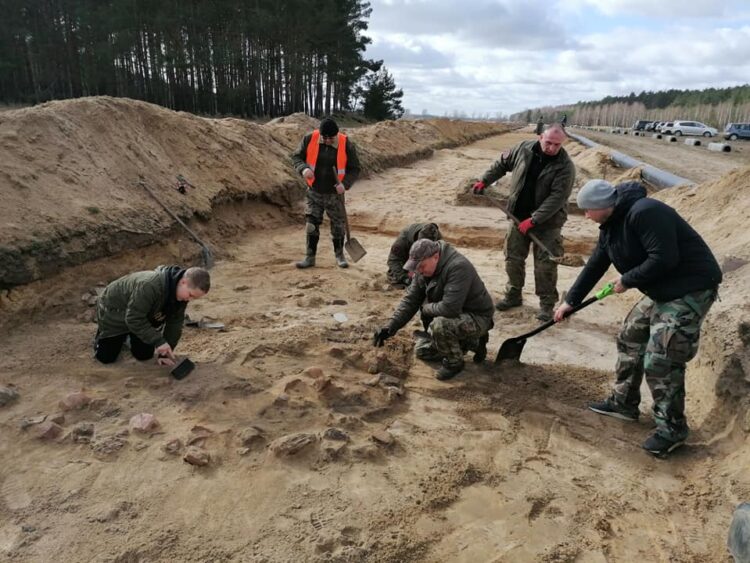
xmin=295 ymin=235 xmax=318 ymax=269
xmin=333 ymin=237 xmax=348 ymax=268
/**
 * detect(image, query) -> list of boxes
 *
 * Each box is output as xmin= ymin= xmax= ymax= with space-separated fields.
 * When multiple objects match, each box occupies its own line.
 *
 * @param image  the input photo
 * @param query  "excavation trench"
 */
xmin=0 ymin=120 xmax=748 ymax=562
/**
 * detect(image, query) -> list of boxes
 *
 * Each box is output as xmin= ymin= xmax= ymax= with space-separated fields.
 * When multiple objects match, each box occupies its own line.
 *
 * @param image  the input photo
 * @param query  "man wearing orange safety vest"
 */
xmin=291 ymin=117 xmax=361 ymax=269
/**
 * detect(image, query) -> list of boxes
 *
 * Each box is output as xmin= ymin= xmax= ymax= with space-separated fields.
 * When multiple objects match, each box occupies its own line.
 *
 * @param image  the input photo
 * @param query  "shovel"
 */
xmin=334 ymin=167 xmax=367 ymax=262
xmin=501 ymin=206 xmax=564 ymax=263
xmin=495 ymin=282 xmax=615 ymax=363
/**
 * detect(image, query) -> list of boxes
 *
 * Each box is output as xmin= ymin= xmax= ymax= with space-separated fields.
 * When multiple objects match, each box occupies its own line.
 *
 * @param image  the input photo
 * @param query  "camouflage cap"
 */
xmin=404 ymin=239 xmax=440 ymax=272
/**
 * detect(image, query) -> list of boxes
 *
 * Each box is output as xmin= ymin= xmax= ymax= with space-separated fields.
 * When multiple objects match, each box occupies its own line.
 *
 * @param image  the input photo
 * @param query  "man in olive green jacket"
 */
xmin=94 ymin=265 xmax=210 ymax=366
xmin=374 ymin=240 xmax=494 ymax=381
xmin=472 ymin=124 xmax=575 ymax=321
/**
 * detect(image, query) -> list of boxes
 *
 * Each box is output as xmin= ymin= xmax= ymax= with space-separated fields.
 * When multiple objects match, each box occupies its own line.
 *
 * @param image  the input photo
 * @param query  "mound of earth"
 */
xmin=0 ymin=97 xmax=515 ymax=289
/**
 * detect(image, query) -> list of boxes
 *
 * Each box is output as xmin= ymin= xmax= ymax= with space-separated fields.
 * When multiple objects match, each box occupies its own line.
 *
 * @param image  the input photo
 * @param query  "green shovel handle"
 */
xmin=594 ymin=282 xmax=615 ymax=300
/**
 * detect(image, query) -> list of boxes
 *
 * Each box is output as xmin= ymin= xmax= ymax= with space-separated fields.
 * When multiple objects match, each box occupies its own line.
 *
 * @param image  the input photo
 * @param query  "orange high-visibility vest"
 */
xmin=305 ymin=130 xmax=348 ymax=187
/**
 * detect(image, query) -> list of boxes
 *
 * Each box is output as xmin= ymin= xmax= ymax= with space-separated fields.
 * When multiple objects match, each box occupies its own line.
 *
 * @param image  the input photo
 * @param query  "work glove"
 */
xmin=420 ymin=312 xmax=433 ymax=331
xmin=518 ymin=217 xmax=535 ymax=235
xmin=472 ymin=180 xmax=486 ymax=195
xmin=373 ymin=327 xmax=392 ymax=347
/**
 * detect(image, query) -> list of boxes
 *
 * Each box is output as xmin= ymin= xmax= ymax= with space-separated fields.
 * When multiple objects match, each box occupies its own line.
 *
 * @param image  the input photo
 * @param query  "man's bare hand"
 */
xmin=553 ymin=302 xmax=574 ymax=322
xmin=155 ymin=342 xmax=175 ymax=361
xmin=335 ymin=182 xmax=346 ymax=194
xmin=613 ymin=276 xmax=629 ymax=294
xmin=157 ymin=356 xmax=176 ymax=367
xmin=302 ymin=168 xmax=314 ymax=181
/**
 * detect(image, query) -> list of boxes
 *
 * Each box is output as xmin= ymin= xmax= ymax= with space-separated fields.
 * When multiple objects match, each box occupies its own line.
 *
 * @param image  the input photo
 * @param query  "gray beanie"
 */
xmin=577 ymin=179 xmax=617 ymax=209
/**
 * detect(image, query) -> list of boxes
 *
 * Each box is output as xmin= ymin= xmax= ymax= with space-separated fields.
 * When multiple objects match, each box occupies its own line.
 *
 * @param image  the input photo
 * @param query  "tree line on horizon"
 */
xmin=0 ymin=0 xmax=404 ymax=119
xmin=513 ymin=85 xmax=750 ymax=128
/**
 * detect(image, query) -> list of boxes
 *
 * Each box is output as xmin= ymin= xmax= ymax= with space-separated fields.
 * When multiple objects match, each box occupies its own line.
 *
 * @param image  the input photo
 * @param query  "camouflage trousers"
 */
xmin=612 ymin=288 xmax=718 ymax=442
xmin=504 ymin=223 xmax=562 ymax=308
xmin=415 ymin=313 xmax=492 ymax=365
xmin=305 ymin=190 xmax=346 ymax=240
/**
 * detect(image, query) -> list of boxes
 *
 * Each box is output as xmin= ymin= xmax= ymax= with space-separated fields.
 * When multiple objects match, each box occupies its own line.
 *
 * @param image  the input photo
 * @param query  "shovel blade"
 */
xmin=494 ymin=337 xmax=527 ymax=363
xmin=345 ymin=238 xmax=367 ymax=262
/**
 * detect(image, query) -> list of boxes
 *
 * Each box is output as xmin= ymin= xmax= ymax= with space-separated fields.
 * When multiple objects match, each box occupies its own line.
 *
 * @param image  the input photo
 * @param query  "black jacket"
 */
xmin=566 ymin=182 xmax=722 ymax=304
xmin=388 ymin=242 xmax=494 ymax=333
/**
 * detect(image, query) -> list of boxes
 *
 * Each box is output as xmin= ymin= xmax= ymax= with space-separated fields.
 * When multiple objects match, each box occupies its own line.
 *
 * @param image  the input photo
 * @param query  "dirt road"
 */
xmin=0 ymin=130 xmax=741 ymax=562
xmin=572 ymin=127 xmax=750 ymax=184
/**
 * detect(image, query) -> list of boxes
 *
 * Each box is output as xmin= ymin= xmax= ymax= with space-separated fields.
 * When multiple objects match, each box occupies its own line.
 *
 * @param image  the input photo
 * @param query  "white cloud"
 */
xmin=364 ymin=1 xmax=750 ymax=115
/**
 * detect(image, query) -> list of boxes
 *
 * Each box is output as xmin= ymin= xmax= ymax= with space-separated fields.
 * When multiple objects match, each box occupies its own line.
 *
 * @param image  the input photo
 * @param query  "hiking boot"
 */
xmin=436 ymin=359 xmax=464 ymax=381
xmin=416 ymin=347 xmax=442 ymax=362
xmin=587 ymin=398 xmax=639 ymax=421
xmin=642 ymin=433 xmax=685 ymax=458
xmin=333 ymin=237 xmax=348 ymax=268
xmin=535 ymin=306 xmax=554 ymax=323
xmin=295 ymin=235 xmax=319 ymax=269
xmin=495 ymin=295 xmax=522 ymax=311
xmin=473 ymin=333 xmax=489 ymax=364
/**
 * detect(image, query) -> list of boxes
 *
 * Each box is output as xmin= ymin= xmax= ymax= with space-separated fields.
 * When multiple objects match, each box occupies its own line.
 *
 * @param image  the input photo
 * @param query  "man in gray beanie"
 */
xmin=373 ymin=239 xmax=495 ymax=381
xmin=554 ymin=179 xmax=722 ymax=458
xmin=291 ymin=117 xmax=361 ymax=269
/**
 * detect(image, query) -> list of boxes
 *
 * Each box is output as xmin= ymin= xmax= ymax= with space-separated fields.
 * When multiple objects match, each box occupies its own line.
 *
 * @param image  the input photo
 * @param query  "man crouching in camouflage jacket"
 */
xmin=374 ymin=239 xmax=495 ymax=380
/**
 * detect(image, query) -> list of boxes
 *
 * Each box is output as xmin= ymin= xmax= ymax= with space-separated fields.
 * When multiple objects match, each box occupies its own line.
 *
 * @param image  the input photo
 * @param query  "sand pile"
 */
xmin=0 ymin=99 xmax=511 ymax=289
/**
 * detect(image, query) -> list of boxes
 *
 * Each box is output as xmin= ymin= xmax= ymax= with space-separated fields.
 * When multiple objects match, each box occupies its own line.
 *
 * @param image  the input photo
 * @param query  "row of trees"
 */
xmin=0 ymin=0 xmax=404 ymax=119
xmin=514 ymin=85 xmax=750 ymax=128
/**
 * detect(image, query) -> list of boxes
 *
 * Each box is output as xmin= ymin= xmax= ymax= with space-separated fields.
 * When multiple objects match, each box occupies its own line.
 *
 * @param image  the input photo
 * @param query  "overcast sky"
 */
xmin=364 ymin=0 xmax=750 ymax=117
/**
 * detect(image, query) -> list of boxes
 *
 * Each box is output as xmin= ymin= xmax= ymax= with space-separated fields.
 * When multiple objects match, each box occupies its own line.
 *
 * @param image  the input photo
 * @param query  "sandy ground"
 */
xmin=1 ymin=125 xmax=749 ymax=562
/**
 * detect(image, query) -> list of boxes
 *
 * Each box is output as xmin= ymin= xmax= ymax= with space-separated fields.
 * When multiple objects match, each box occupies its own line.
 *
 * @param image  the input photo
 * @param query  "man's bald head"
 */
xmin=539 ymin=124 xmax=566 ymax=156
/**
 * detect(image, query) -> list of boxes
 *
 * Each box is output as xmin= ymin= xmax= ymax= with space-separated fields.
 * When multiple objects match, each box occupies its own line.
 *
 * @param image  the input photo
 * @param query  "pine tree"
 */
xmin=359 ymin=63 xmax=403 ymax=120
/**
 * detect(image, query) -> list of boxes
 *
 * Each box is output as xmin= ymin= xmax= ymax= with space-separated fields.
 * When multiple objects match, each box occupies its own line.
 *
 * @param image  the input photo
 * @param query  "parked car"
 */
xmin=659 ymin=121 xmax=674 ymax=134
xmin=671 ymin=120 xmax=718 ymax=137
xmin=724 ymin=123 xmax=750 ymax=141
xmin=644 ymin=121 xmax=659 ymax=131
xmin=632 ymin=120 xmax=653 ymax=131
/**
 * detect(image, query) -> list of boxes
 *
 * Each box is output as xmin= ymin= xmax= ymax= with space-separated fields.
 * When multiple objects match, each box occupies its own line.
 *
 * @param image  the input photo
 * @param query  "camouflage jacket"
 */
xmin=96 ymin=265 xmax=187 ymax=348
xmin=480 ymin=140 xmax=575 ymax=229
xmin=387 ymin=242 xmax=494 ymax=333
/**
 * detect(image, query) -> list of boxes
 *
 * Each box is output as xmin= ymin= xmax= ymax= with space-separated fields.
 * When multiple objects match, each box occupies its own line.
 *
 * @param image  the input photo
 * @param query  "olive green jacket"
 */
xmin=96 ymin=265 xmax=187 ymax=348
xmin=387 ymin=242 xmax=494 ymax=333
xmin=480 ymin=140 xmax=576 ymax=229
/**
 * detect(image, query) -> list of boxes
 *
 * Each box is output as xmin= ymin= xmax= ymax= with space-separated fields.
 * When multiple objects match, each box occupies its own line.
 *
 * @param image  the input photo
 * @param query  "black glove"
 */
xmin=373 ymin=327 xmax=392 ymax=347
xmin=420 ymin=312 xmax=433 ymax=331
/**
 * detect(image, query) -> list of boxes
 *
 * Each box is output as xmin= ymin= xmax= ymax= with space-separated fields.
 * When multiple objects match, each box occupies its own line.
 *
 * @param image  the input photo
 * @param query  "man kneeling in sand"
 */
xmin=94 ymin=265 xmax=210 ymax=366
xmin=374 ymin=239 xmax=494 ymax=380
